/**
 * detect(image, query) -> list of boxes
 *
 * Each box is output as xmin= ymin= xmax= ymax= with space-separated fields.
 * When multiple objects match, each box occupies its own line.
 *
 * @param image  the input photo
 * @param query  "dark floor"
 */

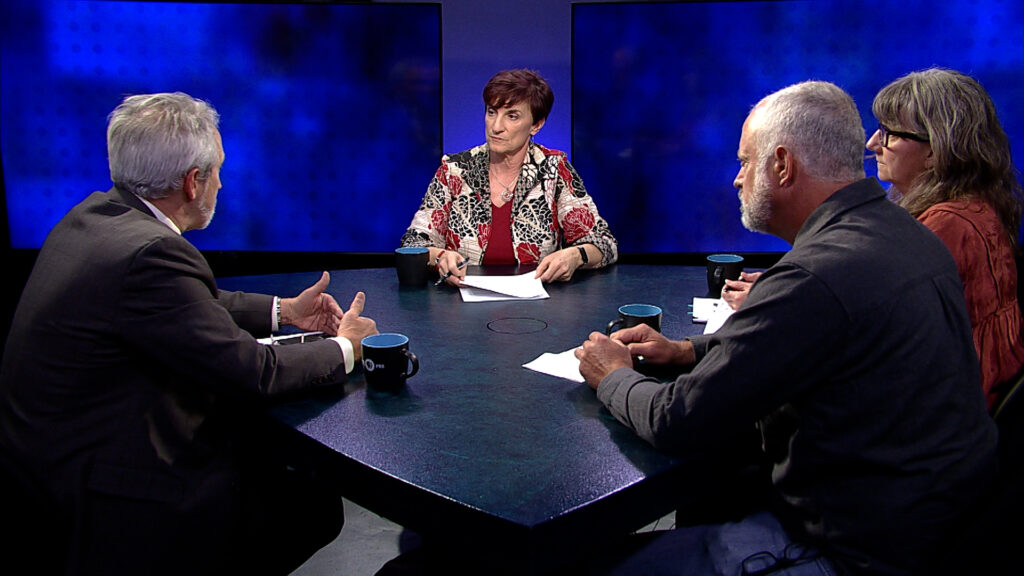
xmin=290 ymin=500 xmax=675 ymax=575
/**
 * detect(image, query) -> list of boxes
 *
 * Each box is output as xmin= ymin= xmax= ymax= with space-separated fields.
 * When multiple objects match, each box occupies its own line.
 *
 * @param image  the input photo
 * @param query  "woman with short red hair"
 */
xmin=401 ymin=69 xmax=618 ymax=284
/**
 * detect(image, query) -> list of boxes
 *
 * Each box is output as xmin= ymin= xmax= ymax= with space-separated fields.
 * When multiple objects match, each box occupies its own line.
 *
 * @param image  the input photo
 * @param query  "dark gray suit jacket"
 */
xmin=0 ymin=187 xmax=347 ymax=571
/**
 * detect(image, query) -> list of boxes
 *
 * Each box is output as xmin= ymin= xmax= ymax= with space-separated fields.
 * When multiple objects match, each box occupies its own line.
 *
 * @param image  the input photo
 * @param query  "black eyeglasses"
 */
xmin=878 ymin=124 xmax=929 ymax=147
xmin=740 ymin=542 xmax=822 ymax=576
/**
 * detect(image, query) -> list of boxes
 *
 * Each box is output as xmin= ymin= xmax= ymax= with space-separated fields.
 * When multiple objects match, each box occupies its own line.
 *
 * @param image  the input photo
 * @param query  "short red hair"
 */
xmin=482 ymin=69 xmax=554 ymax=124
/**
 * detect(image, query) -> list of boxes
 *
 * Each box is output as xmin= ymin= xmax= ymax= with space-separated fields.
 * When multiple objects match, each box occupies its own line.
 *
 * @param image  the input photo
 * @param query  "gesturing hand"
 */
xmin=337 ymin=292 xmax=378 ymax=362
xmin=280 ymin=271 xmax=344 ymax=333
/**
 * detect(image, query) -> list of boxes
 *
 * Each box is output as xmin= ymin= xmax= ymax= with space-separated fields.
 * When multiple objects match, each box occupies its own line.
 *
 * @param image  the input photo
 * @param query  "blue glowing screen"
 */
xmin=573 ymin=0 xmax=1024 ymax=253
xmin=1 ymin=0 xmax=441 ymax=251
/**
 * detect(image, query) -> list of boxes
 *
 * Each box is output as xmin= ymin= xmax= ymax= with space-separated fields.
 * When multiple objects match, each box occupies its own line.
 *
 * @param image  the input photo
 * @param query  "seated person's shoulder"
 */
xmin=535 ymin=144 xmax=567 ymax=161
xmin=449 ymin=144 xmax=487 ymax=164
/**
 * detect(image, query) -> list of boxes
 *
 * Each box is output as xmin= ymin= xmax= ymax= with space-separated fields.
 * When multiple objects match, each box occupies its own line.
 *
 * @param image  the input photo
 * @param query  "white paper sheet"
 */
xmin=458 ymin=272 xmax=550 ymax=302
xmin=523 ymin=347 xmax=585 ymax=383
xmin=691 ymin=297 xmax=734 ymax=334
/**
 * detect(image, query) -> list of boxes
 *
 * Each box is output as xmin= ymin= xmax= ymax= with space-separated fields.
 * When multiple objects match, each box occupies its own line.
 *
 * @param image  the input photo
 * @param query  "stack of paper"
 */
xmin=459 ymin=272 xmax=550 ymax=302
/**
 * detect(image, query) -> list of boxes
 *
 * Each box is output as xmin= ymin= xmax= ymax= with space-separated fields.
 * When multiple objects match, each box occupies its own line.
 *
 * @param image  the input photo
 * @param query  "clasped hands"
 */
xmin=575 ymin=324 xmax=695 ymax=390
xmin=578 ymin=270 xmax=761 ymax=389
xmin=280 ymin=271 xmax=378 ymax=358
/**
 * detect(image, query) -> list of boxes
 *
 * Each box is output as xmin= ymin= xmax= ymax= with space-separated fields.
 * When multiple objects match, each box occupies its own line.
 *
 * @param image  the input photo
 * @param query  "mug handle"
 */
xmin=605 ymin=319 xmax=623 ymax=335
xmin=404 ymin=350 xmax=419 ymax=378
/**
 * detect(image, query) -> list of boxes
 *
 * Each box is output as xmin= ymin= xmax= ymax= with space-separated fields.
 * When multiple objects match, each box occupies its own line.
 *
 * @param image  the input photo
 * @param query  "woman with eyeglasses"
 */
xmin=867 ymin=67 xmax=1024 ymax=411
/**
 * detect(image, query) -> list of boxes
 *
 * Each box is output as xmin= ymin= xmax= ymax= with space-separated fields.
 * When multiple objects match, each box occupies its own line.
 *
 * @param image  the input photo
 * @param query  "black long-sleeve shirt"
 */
xmin=598 ymin=178 xmax=997 ymax=575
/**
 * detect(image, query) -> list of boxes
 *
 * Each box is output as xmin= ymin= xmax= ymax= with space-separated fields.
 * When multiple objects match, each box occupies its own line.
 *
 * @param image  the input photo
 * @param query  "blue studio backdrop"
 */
xmin=3 ymin=0 xmax=1023 ymax=256
xmin=573 ymin=0 xmax=1024 ymax=254
xmin=1 ymin=0 xmax=442 ymax=252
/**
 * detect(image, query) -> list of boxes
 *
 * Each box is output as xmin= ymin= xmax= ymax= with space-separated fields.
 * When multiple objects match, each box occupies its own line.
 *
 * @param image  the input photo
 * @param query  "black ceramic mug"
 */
xmin=362 ymin=333 xmax=419 ymax=390
xmin=395 ymin=247 xmax=429 ymax=287
xmin=706 ymin=253 xmax=744 ymax=297
xmin=606 ymin=304 xmax=662 ymax=335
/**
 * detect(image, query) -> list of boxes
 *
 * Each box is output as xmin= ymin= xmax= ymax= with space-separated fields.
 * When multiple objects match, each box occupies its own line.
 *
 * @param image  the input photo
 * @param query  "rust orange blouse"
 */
xmin=919 ymin=198 xmax=1024 ymax=410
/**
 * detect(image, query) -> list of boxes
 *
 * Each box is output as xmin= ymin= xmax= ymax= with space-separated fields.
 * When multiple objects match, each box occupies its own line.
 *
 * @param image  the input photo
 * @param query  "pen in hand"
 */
xmin=435 ymin=259 xmax=467 ymax=286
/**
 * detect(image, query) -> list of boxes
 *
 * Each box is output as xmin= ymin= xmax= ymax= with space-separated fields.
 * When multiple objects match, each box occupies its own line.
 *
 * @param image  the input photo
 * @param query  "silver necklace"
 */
xmin=490 ymin=165 xmax=519 ymax=202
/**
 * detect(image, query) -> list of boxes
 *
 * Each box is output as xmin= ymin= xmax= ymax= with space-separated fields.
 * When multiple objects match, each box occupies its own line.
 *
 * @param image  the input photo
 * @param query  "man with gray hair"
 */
xmin=576 ymin=81 xmax=996 ymax=574
xmin=0 ymin=92 xmax=378 ymax=574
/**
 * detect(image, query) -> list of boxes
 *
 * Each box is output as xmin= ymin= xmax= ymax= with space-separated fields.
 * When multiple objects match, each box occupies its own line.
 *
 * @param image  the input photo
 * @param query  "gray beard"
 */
xmin=196 ymin=202 xmax=216 ymax=231
xmin=740 ymin=177 xmax=772 ymax=233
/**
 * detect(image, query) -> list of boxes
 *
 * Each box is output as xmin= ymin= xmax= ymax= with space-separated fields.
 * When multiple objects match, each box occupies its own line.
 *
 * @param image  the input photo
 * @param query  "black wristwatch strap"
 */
xmin=577 ymin=246 xmax=589 ymax=265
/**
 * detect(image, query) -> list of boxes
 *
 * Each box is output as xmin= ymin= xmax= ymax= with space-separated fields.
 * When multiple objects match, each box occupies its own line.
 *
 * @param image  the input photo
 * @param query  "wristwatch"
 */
xmin=577 ymin=246 xmax=589 ymax=265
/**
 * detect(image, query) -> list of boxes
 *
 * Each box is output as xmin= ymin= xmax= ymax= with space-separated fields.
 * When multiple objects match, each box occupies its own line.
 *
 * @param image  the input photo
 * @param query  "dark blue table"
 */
xmin=218 ymin=264 xmax=723 ymax=573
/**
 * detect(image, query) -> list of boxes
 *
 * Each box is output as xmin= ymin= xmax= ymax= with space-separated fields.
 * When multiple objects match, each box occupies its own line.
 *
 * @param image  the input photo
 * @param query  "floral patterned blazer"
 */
xmin=400 ymin=142 xmax=618 ymax=267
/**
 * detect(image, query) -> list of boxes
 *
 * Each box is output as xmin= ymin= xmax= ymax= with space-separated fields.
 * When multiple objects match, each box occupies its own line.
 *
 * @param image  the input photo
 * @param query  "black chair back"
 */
xmin=933 ymin=372 xmax=1024 ymax=574
xmin=0 ymin=446 xmax=68 ymax=574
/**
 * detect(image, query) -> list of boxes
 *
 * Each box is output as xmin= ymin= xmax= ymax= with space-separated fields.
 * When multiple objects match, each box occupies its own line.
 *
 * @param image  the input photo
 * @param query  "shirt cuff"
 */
xmin=596 ymin=366 xmax=635 ymax=407
xmin=687 ymin=334 xmax=711 ymax=362
xmin=330 ymin=336 xmax=356 ymax=374
xmin=272 ymin=296 xmax=281 ymax=332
